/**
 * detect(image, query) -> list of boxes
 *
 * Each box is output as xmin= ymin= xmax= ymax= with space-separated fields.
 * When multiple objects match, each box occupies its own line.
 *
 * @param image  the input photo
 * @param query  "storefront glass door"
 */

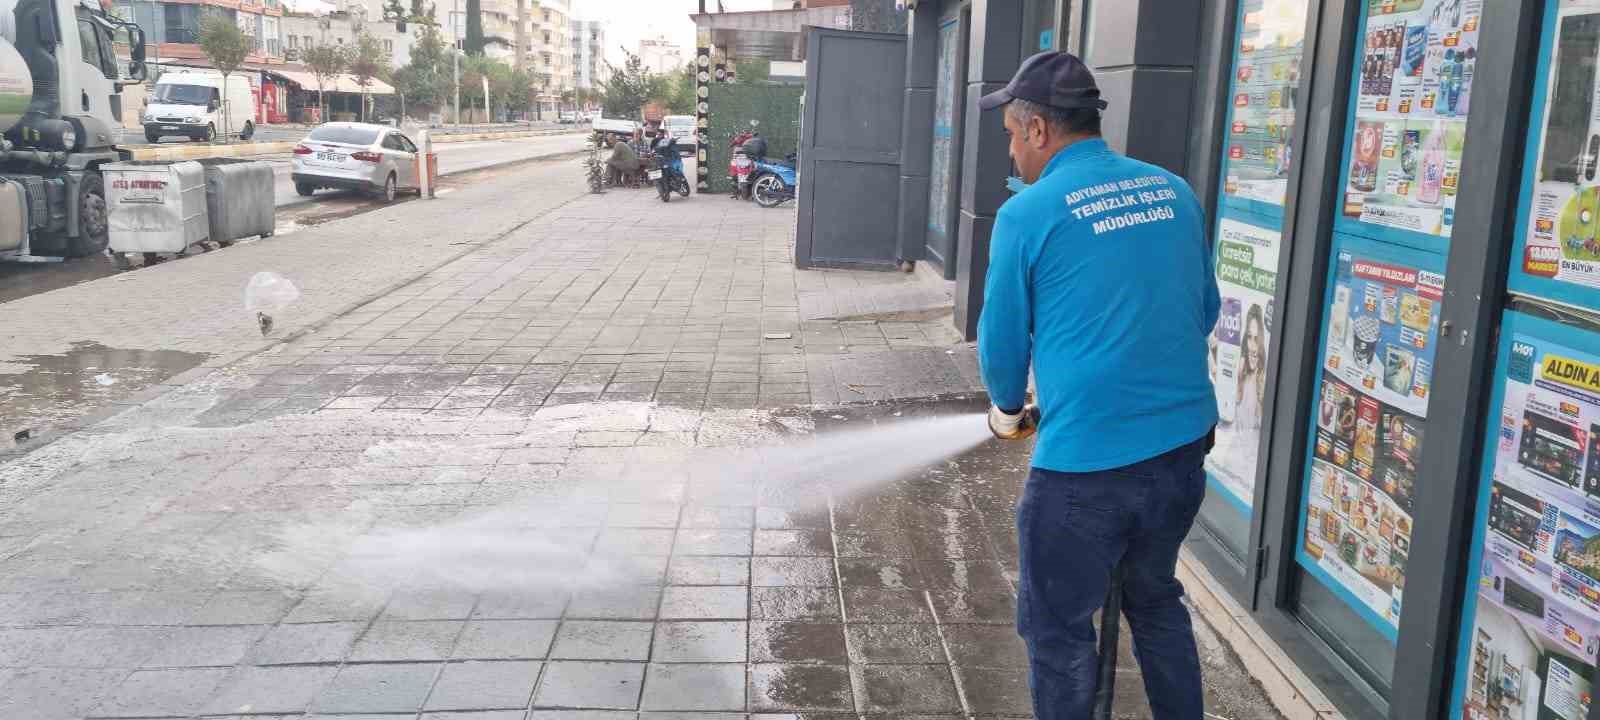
xmin=1201 ymin=0 xmax=1310 ymax=564
xmin=925 ymin=14 xmax=964 ymax=278
xmin=1452 ymin=4 xmax=1600 ymax=718
xmin=1293 ymin=0 xmax=1485 ymax=695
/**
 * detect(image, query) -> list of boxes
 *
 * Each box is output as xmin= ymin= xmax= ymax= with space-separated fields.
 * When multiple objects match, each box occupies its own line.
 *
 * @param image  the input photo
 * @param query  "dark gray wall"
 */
xmin=1082 ymin=0 xmax=1205 ymax=175
xmin=896 ymin=1 xmax=940 ymax=266
xmin=952 ymin=0 xmax=1024 ymax=340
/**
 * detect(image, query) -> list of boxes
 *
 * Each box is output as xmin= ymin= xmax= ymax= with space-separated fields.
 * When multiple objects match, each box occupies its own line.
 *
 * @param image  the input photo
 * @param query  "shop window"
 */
xmin=1293 ymin=0 xmax=1486 ymax=697
xmin=1202 ymin=0 xmax=1309 ymax=566
xmin=1451 ymin=4 xmax=1600 ymax=719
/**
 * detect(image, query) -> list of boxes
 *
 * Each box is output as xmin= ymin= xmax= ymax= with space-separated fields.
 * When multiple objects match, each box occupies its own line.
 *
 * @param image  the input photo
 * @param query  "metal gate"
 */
xmin=795 ymin=27 xmax=908 ymax=271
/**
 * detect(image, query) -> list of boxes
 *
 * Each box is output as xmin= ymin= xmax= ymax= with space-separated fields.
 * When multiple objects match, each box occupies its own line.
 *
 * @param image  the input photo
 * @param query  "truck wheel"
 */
xmin=66 ymin=172 xmax=109 ymax=258
xmin=240 ymin=121 xmax=255 ymax=141
xmin=295 ymin=182 xmax=315 ymax=197
xmin=197 ymin=123 xmax=215 ymax=142
xmin=144 ymin=129 xmax=160 ymax=143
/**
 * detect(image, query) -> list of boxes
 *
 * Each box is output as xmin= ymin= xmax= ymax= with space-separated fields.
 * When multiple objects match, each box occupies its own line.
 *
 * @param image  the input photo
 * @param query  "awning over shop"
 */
xmin=270 ymin=69 xmax=395 ymax=96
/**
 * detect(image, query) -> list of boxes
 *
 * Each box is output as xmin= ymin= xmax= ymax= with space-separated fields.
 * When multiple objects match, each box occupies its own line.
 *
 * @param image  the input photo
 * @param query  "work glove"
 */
xmin=988 ymin=404 xmax=1040 ymax=441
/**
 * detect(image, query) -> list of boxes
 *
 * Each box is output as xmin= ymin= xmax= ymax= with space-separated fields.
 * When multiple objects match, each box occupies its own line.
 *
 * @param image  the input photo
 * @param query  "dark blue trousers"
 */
xmin=1015 ymin=432 xmax=1211 ymax=720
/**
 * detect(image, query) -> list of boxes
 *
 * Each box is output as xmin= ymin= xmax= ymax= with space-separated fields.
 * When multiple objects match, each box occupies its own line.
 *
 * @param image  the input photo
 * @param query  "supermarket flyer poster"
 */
xmin=1207 ymin=217 xmax=1281 ymax=511
xmin=1510 ymin=2 xmax=1600 ymax=310
xmin=1222 ymin=0 xmax=1308 ymax=209
xmin=1340 ymin=0 xmax=1482 ymax=244
xmin=1296 ymin=235 xmax=1443 ymax=638
xmin=1321 ymin=245 xmax=1443 ymax=418
xmin=1301 ymin=454 xmax=1411 ymax=632
xmin=1451 ymin=310 xmax=1600 ymax=719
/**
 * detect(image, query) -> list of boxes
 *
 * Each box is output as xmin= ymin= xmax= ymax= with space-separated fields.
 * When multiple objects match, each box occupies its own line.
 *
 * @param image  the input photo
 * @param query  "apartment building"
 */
xmin=569 ymin=17 xmax=603 ymax=91
xmin=279 ymin=2 xmax=414 ymax=69
xmin=637 ymin=32 xmax=683 ymax=74
xmin=115 ymin=0 xmax=287 ymax=66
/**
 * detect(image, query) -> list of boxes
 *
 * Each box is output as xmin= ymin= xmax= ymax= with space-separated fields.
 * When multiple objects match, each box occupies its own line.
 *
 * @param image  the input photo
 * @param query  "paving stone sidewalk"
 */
xmin=0 ymin=184 xmax=1278 ymax=719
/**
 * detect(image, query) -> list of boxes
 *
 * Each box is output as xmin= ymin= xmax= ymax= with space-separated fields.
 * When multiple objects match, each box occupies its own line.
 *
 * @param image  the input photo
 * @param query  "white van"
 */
xmin=142 ymin=70 xmax=257 ymax=143
xmin=663 ymin=114 xmax=696 ymax=156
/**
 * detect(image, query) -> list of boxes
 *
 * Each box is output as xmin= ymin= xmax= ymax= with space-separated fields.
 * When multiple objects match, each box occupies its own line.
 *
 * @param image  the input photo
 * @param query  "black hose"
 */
xmin=1093 ymin=563 xmax=1124 ymax=720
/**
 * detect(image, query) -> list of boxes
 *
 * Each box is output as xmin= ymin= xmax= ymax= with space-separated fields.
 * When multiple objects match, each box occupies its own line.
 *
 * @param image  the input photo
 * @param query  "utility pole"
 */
xmin=452 ymin=0 xmax=460 ymax=125
xmin=512 ymin=0 xmax=525 ymax=73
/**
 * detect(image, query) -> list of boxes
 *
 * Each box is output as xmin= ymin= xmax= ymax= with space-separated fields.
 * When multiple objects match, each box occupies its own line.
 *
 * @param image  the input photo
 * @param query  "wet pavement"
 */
xmin=0 ymin=171 xmax=1283 ymax=719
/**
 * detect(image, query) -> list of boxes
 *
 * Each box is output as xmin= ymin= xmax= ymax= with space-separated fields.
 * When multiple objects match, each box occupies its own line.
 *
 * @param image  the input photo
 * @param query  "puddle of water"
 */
xmin=0 ymin=341 xmax=210 ymax=435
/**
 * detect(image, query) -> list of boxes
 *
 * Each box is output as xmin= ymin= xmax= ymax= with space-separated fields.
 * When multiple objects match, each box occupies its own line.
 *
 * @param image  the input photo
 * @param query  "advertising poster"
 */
xmin=1340 ymin=0 xmax=1482 ymax=241
xmin=1222 ymin=0 xmax=1308 ymax=209
xmin=1511 ymin=2 xmax=1600 ymax=310
xmin=1208 ymin=218 xmax=1280 ymax=509
xmin=1298 ymin=236 xmax=1444 ymax=636
xmin=1451 ymin=311 xmax=1600 ymax=720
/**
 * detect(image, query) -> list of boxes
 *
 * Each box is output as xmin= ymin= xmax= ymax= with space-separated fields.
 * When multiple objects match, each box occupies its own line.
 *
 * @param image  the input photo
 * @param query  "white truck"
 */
xmin=591 ymin=116 xmax=637 ymax=143
xmin=0 ymin=0 xmax=147 ymax=261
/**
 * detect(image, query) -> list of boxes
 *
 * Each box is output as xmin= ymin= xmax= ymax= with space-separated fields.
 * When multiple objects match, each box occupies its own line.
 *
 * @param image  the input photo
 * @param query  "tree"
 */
xmin=598 ymin=49 xmax=660 ymax=119
xmin=408 ymin=0 xmax=437 ymax=26
xmin=391 ymin=22 xmax=448 ymax=114
xmin=303 ymin=43 xmax=349 ymax=121
xmin=583 ymin=131 xmax=605 ymax=193
xmin=664 ymin=63 xmax=695 ymax=115
xmin=197 ymin=13 xmax=251 ymax=142
xmin=464 ymin=0 xmax=484 ymax=55
xmin=349 ymin=31 xmax=388 ymax=122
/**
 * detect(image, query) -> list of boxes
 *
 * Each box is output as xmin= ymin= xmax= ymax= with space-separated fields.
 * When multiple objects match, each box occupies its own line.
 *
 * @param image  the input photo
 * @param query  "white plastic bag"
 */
xmin=245 ymin=271 xmax=300 ymax=336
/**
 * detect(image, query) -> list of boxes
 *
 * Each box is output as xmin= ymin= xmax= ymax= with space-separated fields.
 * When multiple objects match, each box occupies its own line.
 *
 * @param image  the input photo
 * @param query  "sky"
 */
xmin=580 ymin=0 xmax=778 ymax=68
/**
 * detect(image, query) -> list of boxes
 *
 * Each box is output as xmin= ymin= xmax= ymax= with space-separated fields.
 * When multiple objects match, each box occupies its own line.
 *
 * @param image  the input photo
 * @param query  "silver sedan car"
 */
xmin=291 ymin=122 xmax=421 ymax=203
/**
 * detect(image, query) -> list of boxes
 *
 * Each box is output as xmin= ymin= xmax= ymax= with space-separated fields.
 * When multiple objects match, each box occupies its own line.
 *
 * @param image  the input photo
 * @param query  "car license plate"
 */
xmin=161 ymin=125 xmax=178 ymax=131
xmin=317 ymin=152 xmax=345 ymax=162
xmin=648 ymin=170 xmax=663 ymax=181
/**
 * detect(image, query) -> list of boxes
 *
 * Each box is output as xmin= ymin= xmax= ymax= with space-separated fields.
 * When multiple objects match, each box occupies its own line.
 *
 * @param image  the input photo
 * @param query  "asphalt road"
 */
xmin=272 ymin=131 xmax=589 ymax=207
xmin=0 ymin=131 xmax=590 ymax=305
xmin=114 ymin=120 xmax=575 ymax=147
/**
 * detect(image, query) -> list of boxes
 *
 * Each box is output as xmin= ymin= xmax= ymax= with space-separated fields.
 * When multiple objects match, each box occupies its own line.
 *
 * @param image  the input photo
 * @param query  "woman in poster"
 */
xmin=1234 ymin=304 xmax=1268 ymax=434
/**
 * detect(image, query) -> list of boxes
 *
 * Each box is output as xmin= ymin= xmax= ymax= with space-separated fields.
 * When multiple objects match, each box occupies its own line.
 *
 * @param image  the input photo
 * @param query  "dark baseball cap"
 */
xmin=978 ymin=51 xmax=1109 ymax=112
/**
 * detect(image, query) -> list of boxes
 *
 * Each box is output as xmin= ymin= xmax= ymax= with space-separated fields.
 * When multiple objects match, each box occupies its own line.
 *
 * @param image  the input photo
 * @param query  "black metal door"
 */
xmin=796 ymin=27 xmax=908 ymax=271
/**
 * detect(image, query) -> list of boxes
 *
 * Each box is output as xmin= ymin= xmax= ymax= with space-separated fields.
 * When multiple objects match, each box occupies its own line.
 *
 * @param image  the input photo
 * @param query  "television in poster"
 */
xmin=1451 ymin=311 xmax=1600 ymax=719
xmin=1207 ymin=218 xmax=1280 ymax=509
xmin=1342 ymin=0 xmax=1482 ymax=240
xmin=1514 ymin=3 xmax=1600 ymax=307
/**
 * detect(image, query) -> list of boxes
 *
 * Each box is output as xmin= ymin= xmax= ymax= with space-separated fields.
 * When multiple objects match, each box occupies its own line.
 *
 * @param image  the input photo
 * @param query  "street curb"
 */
xmin=1176 ymin=550 xmax=1344 ymax=720
xmin=124 ymin=128 xmax=583 ymax=161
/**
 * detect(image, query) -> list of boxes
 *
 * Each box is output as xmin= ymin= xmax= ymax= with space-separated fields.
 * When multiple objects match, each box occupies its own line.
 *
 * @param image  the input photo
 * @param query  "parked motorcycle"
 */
xmin=652 ymin=134 xmax=691 ymax=202
xmin=728 ymin=120 xmax=760 ymax=199
xmin=730 ymin=150 xmax=754 ymax=199
xmin=751 ymin=153 xmax=798 ymax=208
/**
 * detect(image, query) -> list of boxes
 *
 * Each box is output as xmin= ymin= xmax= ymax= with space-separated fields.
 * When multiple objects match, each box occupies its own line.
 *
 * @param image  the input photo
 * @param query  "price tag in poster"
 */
xmin=1220 ymin=0 xmax=1308 ymax=209
xmin=1298 ymin=237 xmax=1443 ymax=636
xmin=1451 ymin=311 xmax=1600 ymax=720
xmin=1340 ymin=0 xmax=1482 ymax=243
xmin=1207 ymin=218 xmax=1280 ymax=510
xmin=1510 ymin=2 xmax=1600 ymax=313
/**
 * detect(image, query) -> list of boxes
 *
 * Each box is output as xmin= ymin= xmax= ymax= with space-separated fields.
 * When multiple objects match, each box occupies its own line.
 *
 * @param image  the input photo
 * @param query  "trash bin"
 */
xmin=104 ymin=160 xmax=208 ymax=254
xmin=195 ymin=158 xmax=275 ymax=243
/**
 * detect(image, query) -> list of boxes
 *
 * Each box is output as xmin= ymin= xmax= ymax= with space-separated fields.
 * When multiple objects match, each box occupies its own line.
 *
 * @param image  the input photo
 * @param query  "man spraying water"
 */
xmin=977 ymin=51 xmax=1219 ymax=720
